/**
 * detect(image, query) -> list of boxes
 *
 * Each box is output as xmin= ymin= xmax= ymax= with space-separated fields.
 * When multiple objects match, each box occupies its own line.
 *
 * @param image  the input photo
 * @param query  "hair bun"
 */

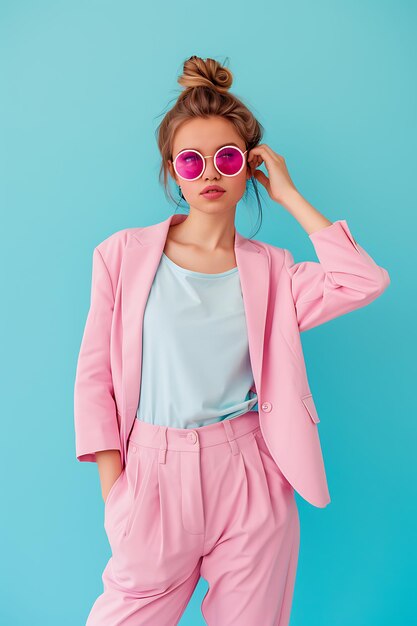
xmin=178 ymin=55 xmax=233 ymax=94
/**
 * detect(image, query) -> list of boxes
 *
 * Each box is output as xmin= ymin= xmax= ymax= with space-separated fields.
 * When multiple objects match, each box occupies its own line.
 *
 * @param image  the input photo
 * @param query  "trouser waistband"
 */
xmin=128 ymin=410 xmax=261 ymax=464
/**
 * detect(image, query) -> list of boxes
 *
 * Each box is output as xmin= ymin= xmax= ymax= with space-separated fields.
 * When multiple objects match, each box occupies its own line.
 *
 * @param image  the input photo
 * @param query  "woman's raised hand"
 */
xmin=248 ymin=144 xmax=298 ymax=206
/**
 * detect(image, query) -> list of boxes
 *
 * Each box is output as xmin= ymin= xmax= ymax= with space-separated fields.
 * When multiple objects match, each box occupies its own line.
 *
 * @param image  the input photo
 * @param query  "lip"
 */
xmin=201 ymin=190 xmax=225 ymax=200
xmin=200 ymin=185 xmax=226 ymax=194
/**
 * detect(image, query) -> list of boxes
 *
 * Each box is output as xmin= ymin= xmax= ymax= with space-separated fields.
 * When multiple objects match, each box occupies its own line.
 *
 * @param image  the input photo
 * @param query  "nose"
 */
xmin=203 ymin=156 xmax=220 ymax=180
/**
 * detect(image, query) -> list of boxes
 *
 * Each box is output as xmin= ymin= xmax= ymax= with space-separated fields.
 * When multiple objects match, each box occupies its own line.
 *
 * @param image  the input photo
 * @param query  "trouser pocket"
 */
xmin=104 ymin=443 xmax=140 ymax=545
xmin=104 ymin=467 xmax=125 ymax=510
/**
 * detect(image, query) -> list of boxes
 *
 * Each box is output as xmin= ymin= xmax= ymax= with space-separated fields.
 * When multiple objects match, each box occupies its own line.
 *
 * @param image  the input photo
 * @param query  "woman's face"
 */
xmin=167 ymin=116 xmax=252 ymax=215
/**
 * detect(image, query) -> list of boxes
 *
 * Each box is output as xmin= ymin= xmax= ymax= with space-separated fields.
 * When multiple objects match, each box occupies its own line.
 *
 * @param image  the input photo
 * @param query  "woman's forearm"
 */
xmin=96 ymin=449 xmax=123 ymax=502
xmin=280 ymin=188 xmax=333 ymax=235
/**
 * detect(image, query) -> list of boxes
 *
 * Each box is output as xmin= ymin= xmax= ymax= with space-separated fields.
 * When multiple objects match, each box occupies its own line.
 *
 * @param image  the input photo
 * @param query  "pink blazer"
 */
xmin=74 ymin=212 xmax=390 ymax=508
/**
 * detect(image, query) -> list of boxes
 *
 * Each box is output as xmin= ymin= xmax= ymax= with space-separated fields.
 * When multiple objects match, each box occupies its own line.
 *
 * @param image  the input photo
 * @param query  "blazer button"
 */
xmin=261 ymin=401 xmax=272 ymax=412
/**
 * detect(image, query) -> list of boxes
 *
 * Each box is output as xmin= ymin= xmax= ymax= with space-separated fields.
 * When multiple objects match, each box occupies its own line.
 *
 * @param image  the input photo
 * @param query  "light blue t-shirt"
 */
xmin=136 ymin=252 xmax=259 ymax=428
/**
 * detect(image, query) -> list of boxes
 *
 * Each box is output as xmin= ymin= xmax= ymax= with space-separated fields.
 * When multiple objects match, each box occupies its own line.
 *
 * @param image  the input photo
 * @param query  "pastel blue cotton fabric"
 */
xmin=136 ymin=252 xmax=259 ymax=428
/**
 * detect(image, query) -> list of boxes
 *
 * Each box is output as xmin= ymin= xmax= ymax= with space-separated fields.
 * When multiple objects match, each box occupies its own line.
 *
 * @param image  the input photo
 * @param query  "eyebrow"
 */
xmin=177 ymin=142 xmax=241 ymax=154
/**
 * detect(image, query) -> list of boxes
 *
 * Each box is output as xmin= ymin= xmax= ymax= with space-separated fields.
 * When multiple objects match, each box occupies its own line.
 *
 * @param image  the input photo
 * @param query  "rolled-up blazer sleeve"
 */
xmin=74 ymin=246 xmax=121 ymax=462
xmin=284 ymin=219 xmax=391 ymax=333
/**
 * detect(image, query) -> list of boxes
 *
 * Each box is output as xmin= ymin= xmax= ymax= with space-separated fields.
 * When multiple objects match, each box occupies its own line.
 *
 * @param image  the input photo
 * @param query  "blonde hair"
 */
xmin=155 ymin=55 xmax=265 ymax=235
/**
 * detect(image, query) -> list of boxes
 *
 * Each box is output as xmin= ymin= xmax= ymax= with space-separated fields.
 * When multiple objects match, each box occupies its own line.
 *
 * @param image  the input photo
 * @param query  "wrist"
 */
xmin=277 ymin=187 xmax=302 ymax=210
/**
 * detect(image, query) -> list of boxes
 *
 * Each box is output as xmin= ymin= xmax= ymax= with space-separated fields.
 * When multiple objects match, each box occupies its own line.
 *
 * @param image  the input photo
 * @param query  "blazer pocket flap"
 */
xmin=301 ymin=394 xmax=320 ymax=424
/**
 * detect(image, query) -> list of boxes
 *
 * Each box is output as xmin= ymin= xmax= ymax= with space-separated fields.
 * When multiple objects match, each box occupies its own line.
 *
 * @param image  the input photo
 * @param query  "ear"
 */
xmin=167 ymin=159 xmax=178 ymax=185
xmin=246 ymin=162 xmax=253 ymax=180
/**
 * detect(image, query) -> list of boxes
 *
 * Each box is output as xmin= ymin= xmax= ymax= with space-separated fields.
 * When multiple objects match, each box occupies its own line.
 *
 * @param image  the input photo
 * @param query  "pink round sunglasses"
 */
xmin=172 ymin=144 xmax=248 ymax=181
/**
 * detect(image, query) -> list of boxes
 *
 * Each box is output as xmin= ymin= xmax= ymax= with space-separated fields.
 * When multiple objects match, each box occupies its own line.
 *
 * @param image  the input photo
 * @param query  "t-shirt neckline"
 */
xmin=162 ymin=252 xmax=238 ymax=278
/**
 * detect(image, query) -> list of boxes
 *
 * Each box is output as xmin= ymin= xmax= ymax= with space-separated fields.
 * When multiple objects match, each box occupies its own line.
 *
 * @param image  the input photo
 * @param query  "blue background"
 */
xmin=1 ymin=1 xmax=415 ymax=624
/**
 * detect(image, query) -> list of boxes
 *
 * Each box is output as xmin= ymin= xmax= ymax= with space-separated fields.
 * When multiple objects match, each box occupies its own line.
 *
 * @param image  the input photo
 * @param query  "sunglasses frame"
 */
xmin=172 ymin=144 xmax=248 ymax=181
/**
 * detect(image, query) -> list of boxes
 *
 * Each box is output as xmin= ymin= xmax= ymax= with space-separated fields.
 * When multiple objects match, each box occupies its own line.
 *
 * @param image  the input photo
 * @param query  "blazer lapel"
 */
xmin=120 ymin=212 xmax=270 ymax=461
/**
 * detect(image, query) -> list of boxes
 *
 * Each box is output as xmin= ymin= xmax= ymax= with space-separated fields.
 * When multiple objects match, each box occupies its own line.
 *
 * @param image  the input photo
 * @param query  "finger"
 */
xmin=249 ymin=153 xmax=263 ymax=167
xmin=251 ymin=153 xmax=260 ymax=164
xmin=249 ymin=156 xmax=262 ymax=172
xmin=263 ymin=144 xmax=281 ymax=159
xmin=249 ymin=144 xmax=281 ymax=162
xmin=254 ymin=169 xmax=270 ymax=189
xmin=248 ymin=148 xmax=271 ymax=171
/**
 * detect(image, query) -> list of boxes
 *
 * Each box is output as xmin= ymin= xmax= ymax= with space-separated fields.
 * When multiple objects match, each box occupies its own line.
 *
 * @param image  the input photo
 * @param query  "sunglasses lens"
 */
xmin=215 ymin=146 xmax=244 ymax=175
xmin=175 ymin=150 xmax=204 ymax=180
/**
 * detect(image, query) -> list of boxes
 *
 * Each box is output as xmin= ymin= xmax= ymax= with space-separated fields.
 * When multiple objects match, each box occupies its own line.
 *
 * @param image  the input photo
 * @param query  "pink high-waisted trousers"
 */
xmin=86 ymin=410 xmax=300 ymax=625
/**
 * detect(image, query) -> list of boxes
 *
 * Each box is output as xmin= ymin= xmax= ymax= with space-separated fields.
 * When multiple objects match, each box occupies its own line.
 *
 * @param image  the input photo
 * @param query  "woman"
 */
xmin=74 ymin=55 xmax=390 ymax=625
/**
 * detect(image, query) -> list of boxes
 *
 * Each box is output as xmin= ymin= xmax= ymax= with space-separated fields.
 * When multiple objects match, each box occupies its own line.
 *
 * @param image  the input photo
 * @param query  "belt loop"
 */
xmin=222 ymin=419 xmax=239 ymax=455
xmin=159 ymin=426 xmax=168 ymax=464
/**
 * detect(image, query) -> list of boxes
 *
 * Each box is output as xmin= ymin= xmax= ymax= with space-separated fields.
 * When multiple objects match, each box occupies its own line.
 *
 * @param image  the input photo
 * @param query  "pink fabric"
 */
xmin=86 ymin=411 xmax=300 ymax=625
xmin=74 ymin=213 xmax=390 ymax=508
